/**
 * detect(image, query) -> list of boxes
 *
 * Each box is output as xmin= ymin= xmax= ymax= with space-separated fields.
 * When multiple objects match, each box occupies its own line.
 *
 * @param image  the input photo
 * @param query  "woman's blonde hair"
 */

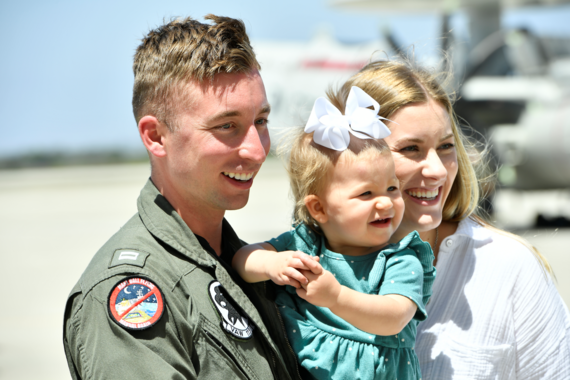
xmin=283 ymin=129 xmax=388 ymax=232
xmin=330 ymin=60 xmax=553 ymax=277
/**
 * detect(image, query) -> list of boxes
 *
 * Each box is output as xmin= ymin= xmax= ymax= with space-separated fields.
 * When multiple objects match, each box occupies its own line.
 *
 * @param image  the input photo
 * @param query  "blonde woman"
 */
xmin=330 ymin=60 xmax=570 ymax=379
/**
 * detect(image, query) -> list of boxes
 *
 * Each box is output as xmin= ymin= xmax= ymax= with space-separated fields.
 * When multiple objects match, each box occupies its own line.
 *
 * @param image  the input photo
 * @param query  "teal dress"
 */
xmin=267 ymin=224 xmax=435 ymax=380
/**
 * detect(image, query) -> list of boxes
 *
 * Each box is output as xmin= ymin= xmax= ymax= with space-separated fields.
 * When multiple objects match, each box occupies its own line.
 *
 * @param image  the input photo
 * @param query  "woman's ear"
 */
xmin=304 ymin=195 xmax=328 ymax=224
xmin=139 ymin=115 xmax=168 ymax=158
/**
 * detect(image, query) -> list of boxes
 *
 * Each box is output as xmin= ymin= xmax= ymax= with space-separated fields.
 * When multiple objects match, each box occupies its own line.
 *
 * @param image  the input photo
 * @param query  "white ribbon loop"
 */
xmin=304 ymin=86 xmax=391 ymax=151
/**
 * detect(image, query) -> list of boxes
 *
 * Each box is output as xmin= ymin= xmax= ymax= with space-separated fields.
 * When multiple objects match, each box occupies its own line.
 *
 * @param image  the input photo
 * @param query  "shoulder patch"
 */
xmin=108 ymin=249 xmax=150 ymax=269
xmin=208 ymin=281 xmax=254 ymax=340
xmin=108 ymin=276 xmax=164 ymax=330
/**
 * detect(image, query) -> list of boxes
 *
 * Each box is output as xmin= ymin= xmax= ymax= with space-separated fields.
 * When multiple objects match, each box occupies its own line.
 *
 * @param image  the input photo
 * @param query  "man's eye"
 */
xmin=255 ymin=118 xmax=269 ymax=126
xmin=219 ymin=124 xmax=232 ymax=130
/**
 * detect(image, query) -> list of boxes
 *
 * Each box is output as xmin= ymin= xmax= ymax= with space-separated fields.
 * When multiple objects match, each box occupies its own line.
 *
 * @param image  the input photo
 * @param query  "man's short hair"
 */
xmin=132 ymin=15 xmax=260 ymax=130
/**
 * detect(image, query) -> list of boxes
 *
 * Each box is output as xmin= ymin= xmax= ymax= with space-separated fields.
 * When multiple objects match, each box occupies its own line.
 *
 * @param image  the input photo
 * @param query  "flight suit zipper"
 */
xmin=274 ymin=303 xmax=301 ymax=380
xmin=263 ymin=282 xmax=301 ymax=380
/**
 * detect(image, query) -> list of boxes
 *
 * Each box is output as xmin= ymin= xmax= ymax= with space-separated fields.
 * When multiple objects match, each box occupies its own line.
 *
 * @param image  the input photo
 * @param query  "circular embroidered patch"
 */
xmin=108 ymin=276 xmax=164 ymax=330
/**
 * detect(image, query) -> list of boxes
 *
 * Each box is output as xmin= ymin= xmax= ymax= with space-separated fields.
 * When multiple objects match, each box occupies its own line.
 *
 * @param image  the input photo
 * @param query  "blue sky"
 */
xmin=1 ymin=0 xmax=569 ymax=157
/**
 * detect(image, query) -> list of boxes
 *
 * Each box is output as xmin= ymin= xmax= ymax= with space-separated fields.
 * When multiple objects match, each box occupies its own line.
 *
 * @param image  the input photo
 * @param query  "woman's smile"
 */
xmin=404 ymin=187 xmax=442 ymax=205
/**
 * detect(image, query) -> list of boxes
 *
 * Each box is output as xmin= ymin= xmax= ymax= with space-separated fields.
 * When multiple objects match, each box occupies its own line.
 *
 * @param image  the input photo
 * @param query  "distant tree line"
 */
xmin=0 ymin=150 xmax=149 ymax=169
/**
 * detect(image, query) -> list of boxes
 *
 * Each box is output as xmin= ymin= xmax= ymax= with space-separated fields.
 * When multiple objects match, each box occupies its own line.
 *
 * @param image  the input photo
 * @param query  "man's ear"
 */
xmin=304 ymin=195 xmax=328 ymax=224
xmin=138 ymin=115 xmax=167 ymax=158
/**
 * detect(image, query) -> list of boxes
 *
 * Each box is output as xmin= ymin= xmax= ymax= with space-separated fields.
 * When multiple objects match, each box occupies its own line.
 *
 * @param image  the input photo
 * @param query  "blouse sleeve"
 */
xmin=266 ymin=231 xmax=295 ymax=252
xmin=379 ymin=248 xmax=427 ymax=321
xmin=512 ymin=244 xmax=570 ymax=379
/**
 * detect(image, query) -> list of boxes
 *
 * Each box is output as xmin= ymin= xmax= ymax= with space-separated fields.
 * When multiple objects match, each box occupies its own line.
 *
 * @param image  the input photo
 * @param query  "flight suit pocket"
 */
xmin=195 ymin=320 xmax=250 ymax=380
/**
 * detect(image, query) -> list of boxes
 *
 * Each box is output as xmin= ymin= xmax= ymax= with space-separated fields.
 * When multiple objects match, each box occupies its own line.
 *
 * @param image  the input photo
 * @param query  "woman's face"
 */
xmin=384 ymin=99 xmax=458 ymax=234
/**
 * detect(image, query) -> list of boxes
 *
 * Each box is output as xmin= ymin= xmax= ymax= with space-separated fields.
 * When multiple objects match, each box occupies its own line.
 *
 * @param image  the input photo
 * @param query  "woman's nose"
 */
xmin=422 ymin=149 xmax=447 ymax=181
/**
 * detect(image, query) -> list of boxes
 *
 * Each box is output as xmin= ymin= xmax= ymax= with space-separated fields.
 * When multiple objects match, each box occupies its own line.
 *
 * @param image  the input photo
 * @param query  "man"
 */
xmin=63 ymin=15 xmax=303 ymax=379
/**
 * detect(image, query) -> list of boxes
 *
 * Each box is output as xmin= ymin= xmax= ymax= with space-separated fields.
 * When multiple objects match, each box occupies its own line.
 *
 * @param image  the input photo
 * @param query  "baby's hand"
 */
xmin=295 ymin=260 xmax=341 ymax=309
xmin=265 ymin=251 xmax=320 ymax=289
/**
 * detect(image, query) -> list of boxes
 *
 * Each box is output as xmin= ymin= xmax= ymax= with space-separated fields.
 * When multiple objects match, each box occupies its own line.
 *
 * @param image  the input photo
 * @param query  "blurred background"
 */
xmin=1 ymin=0 xmax=569 ymax=378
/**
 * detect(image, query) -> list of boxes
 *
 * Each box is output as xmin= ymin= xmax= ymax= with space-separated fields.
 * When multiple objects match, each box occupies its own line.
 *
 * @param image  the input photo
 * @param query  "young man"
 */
xmin=63 ymin=15 xmax=302 ymax=379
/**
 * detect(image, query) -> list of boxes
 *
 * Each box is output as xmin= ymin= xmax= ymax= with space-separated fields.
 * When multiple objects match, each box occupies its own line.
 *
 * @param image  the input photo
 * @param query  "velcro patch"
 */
xmin=208 ymin=281 xmax=254 ymax=340
xmin=108 ymin=276 xmax=164 ymax=330
xmin=109 ymin=249 xmax=150 ymax=269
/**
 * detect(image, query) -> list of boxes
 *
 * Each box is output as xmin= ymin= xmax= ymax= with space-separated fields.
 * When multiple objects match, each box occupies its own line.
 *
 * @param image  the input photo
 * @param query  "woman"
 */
xmin=328 ymin=60 xmax=570 ymax=379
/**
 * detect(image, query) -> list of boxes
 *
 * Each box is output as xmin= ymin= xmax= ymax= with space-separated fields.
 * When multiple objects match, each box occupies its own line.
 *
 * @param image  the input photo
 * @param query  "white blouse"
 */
xmin=416 ymin=217 xmax=570 ymax=379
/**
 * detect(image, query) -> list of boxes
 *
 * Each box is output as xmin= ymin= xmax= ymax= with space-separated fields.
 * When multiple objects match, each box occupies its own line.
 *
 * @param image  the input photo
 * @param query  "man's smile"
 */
xmin=223 ymin=172 xmax=255 ymax=182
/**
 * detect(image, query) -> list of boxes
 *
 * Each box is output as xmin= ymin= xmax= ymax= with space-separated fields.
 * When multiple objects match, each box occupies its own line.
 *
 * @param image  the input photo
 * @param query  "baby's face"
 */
xmin=318 ymin=150 xmax=405 ymax=256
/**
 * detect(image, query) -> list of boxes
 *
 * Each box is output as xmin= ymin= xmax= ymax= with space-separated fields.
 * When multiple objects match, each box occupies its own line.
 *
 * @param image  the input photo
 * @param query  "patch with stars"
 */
xmin=208 ymin=281 xmax=254 ymax=340
xmin=108 ymin=276 xmax=164 ymax=331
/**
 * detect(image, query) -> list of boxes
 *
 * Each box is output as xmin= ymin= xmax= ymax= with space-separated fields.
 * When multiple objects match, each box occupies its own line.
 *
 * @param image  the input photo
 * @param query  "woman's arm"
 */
xmin=512 ymin=243 xmax=570 ymax=379
xmin=295 ymin=255 xmax=417 ymax=336
xmin=232 ymin=243 xmax=319 ymax=288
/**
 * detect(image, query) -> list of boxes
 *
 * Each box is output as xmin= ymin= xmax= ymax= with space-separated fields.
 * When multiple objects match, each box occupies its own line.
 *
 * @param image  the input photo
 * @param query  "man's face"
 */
xmin=161 ymin=70 xmax=270 ymax=215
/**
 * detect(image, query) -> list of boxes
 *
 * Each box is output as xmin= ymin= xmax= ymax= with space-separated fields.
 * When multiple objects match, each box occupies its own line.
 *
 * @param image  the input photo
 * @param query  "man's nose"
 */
xmin=422 ymin=149 xmax=447 ymax=181
xmin=239 ymin=124 xmax=270 ymax=163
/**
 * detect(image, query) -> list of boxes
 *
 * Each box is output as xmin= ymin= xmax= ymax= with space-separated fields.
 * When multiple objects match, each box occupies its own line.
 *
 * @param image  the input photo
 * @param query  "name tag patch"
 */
xmin=108 ymin=249 xmax=150 ymax=269
xmin=108 ymin=276 xmax=164 ymax=331
xmin=208 ymin=281 xmax=253 ymax=340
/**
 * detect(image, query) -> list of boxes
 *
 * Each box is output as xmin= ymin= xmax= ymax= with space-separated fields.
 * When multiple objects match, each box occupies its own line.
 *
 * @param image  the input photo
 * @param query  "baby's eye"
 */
xmin=387 ymin=186 xmax=398 ymax=191
xmin=359 ymin=191 xmax=372 ymax=197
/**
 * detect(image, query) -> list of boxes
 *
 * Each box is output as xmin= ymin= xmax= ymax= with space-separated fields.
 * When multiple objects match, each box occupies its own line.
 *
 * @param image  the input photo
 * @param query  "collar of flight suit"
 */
xmin=137 ymin=178 xmax=223 ymax=269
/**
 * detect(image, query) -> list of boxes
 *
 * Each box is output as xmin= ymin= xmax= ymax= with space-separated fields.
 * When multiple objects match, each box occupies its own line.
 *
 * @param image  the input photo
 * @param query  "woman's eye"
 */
xmin=439 ymin=143 xmax=455 ymax=150
xmin=400 ymin=145 xmax=419 ymax=152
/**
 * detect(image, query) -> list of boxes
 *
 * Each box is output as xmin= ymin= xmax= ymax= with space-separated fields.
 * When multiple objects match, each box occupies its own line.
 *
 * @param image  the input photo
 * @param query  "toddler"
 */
xmin=233 ymin=87 xmax=435 ymax=380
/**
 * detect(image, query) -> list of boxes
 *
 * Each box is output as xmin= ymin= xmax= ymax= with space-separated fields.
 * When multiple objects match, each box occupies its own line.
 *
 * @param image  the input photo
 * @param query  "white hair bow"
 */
xmin=304 ymin=86 xmax=391 ymax=151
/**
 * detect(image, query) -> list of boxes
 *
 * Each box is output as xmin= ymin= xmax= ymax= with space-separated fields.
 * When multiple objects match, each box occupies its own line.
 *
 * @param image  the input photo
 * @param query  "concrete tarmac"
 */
xmin=1 ymin=160 xmax=568 ymax=380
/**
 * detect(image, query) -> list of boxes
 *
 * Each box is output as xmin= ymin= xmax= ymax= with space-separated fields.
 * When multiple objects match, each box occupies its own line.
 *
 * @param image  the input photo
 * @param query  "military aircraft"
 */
xmin=332 ymin=0 xmax=570 ymax=192
xmin=254 ymin=0 xmax=570 ymax=199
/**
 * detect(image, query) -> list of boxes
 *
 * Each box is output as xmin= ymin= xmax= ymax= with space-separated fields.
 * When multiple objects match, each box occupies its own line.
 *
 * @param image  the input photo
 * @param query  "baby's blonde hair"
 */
xmin=284 ymin=129 xmax=389 ymax=232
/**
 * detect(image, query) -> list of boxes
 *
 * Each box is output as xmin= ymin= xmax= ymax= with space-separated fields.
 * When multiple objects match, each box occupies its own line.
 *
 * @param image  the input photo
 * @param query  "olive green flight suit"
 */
xmin=63 ymin=180 xmax=303 ymax=380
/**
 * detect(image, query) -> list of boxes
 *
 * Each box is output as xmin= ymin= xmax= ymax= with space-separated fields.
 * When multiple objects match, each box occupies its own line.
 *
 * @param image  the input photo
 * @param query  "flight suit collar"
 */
xmin=137 ymin=178 xmax=219 ymax=268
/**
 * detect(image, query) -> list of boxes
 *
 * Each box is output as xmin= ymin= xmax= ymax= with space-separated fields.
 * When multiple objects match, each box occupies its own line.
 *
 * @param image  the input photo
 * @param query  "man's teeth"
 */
xmin=408 ymin=189 xmax=439 ymax=199
xmin=223 ymin=172 xmax=254 ymax=181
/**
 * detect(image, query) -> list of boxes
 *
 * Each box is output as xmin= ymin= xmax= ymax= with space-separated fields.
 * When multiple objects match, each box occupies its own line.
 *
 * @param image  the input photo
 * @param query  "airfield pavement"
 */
xmin=1 ymin=159 xmax=569 ymax=380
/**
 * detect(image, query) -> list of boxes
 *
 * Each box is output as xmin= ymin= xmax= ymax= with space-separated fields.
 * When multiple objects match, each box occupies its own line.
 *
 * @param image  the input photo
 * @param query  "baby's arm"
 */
xmin=295 ymin=259 xmax=417 ymax=336
xmin=232 ymin=243 xmax=320 ymax=289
